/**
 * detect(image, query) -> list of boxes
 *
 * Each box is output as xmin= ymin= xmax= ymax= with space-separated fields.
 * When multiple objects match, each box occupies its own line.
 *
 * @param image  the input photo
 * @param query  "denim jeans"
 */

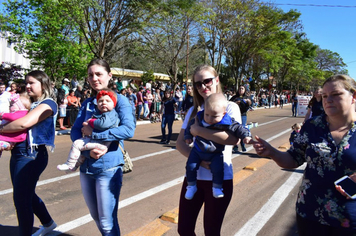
xmin=137 ymin=104 xmax=143 ymax=119
xmin=80 ymin=166 xmax=123 ymax=236
xmin=10 ymin=142 xmax=54 ymax=236
xmin=292 ymin=103 xmax=298 ymax=116
xmin=143 ymin=103 xmax=149 ymax=118
xmin=161 ymin=114 xmax=174 ymax=141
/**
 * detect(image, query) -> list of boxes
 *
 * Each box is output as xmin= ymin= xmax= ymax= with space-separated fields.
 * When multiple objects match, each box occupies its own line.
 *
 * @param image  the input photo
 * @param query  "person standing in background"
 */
xmin=136 ymin=87 xmax=144 ymax=120
xmin=126 ymin=87 xmax=137 ymax=123
xmin=71 ymin=75 xmax=79 ymax=90
xmin=181 ymin=85 xmax=193 ymax=121
xmin=230 ymin=85 xmax=251 ymax=152
xmin=304 ymin=87 xmax=324 ymax=122
xmin=61 ymin=78 xmax=70 ymax=97
xmin=291 ymin=92 xmax=299 ymax=117
xmin=159 ymin=89 xmax=177 ymax=145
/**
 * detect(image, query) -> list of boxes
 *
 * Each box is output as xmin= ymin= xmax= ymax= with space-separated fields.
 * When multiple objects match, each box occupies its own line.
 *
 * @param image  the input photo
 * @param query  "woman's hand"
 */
xmin=81 ymin=121 xmax=93 ymax=137
xmin=335 ymin=174 xmax=356 ymax=199
xmin=253 ymin=135 xmax=273 ymax=157
xmin=190 ymin=117 xmax=202 ymax=137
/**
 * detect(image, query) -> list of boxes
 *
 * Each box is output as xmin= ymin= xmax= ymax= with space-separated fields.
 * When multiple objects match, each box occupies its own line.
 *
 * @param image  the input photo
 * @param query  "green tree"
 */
xmin=61 ymin=0 xmax=158 ymax=64
xmin=136 ymin=0 xmax=204 ymax=86
xmin=1 ymin=0 xmax=91 ymax=82
xmin=221 ymin=1 xmax=301 ymax=92
xmin=275 ymin=33 xmax=318 ymax=92
xmin=315 ymin=47 xmax=348 ymax=78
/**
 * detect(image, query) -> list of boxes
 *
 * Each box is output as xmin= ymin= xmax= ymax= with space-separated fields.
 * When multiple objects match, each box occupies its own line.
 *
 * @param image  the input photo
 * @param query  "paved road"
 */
xmin=0 ymin=105 xmax=305 ymax=236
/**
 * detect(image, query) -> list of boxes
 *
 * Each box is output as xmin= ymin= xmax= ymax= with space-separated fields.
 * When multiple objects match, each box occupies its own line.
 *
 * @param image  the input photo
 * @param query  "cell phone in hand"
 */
xmin=334 ymin=176 xmax=356 ymax=199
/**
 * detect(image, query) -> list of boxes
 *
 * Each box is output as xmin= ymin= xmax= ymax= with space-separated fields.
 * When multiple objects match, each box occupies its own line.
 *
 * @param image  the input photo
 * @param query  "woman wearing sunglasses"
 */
xmin=230 ymin=85 xmax=251 ymax=152
xmin=176 ymin=65 xmax=241 ymax=235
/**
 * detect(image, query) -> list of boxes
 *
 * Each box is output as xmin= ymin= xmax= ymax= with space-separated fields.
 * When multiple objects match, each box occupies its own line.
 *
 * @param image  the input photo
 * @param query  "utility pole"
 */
xmin=186 ymin=16 xmax=189 ymax=83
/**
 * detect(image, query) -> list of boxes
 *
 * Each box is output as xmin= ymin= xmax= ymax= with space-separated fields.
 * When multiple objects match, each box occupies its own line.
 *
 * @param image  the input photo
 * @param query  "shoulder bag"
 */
xmin=118 ymin=143 xmax=133 ymax=173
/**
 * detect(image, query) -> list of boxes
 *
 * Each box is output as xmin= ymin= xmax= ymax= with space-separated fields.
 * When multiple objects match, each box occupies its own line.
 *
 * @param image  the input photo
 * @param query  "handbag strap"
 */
xmin=118 ymin=142 xmax=125 ymax=154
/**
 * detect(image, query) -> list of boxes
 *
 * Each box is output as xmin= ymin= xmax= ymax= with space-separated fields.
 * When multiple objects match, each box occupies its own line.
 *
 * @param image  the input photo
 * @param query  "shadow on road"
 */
xmin=126 ymin=133 xmax=180 ymax=143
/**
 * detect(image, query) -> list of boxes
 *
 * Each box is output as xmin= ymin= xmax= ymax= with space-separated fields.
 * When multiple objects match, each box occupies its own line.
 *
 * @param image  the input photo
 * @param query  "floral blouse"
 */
xmin=288 ymin=113 xmax=356 ymax=229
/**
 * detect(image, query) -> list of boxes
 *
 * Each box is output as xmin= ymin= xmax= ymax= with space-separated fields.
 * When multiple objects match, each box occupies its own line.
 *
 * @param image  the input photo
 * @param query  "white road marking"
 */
xmin=51 ymin=176 xmax=185 ymax=235
xmin=257 ymin=117 xmax=288 ymax=127
xmin=0 ymin=150 xmax=175 ymax=196
xmin=234 ymin=164 xmax=305 ymax=236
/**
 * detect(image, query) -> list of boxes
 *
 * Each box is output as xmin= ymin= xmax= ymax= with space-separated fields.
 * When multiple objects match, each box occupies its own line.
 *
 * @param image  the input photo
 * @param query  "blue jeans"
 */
xmin=177 ymin=101 xmax=182 ymax=113
xmin=10 ymin=142 xmax=54 ymax=236
xmin=143 ymin=103 xmax=149 ymax=118
xmin=161 ymin=114 xmax=174 ymax=141
xmin=80 ymin=166 xmax=123 ymax=236
xmin=137 ymin=104 xmax=143 ymax=119
xmin=292 ymin=103 xmax=298 ymax=116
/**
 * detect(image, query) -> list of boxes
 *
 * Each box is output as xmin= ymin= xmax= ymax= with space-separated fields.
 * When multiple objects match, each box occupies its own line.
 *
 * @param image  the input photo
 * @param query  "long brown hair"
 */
xmin=188 ymin=65 xmax=222 ymax=121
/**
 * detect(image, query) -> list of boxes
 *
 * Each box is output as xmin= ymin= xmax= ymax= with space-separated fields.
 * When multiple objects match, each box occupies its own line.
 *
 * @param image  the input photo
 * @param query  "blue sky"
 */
xmin=275 ymin=0 xmax=356 ymax=79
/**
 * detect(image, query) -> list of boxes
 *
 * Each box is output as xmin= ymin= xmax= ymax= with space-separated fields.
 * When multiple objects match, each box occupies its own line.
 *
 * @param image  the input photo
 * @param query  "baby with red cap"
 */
xmin=57 ymin=89 xmax=119 ymax=172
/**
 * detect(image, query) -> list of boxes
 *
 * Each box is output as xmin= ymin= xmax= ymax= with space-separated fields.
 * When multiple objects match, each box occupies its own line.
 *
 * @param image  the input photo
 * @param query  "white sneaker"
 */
xmin=212 ymin=187 xmax=224 ymax=198
xmin=32 ymin=221 xmax=57 ymax=236
xmin=57 ymin=164 xmax=70 ymax=171
xmin=57 ymin=164 xmax=77 ymax=173
xmin=185 ymin=185 xmax=197 ymax=200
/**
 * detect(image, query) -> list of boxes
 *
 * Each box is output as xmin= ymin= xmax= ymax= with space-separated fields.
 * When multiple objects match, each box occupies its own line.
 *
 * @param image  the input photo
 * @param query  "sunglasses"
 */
xmin=194 ymin=77 xmax=215 ymax=89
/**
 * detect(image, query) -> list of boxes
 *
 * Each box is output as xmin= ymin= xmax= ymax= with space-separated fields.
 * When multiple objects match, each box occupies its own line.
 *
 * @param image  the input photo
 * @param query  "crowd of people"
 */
xmin=1 ymin=62 xmax=356 ymax=236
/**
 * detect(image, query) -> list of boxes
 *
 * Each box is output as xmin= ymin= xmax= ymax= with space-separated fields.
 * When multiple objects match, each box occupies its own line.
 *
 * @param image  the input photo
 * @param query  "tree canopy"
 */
xmin=0 ymin=0 xmax=349 ymax=90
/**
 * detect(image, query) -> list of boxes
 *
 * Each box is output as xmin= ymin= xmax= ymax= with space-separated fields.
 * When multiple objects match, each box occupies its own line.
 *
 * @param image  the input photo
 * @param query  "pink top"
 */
xmin=0 ymin=110 xmax=28 ymax=142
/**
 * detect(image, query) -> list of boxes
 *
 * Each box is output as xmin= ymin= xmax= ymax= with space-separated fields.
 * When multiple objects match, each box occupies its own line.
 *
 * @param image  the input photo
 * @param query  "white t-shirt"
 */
xmin=145 ymin=82 xmax=152 ymax=91
xmin=181 ymin=101 xmax=241 ymax=181
xmin=0 ymin=91 xmax=11 ymax=125
xmin=0 ymin=91 xmax=11 ymax=113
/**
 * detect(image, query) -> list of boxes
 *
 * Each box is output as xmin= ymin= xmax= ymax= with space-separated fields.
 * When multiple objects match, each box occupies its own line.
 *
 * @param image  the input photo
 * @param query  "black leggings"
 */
xmin=178 ymin=178 xmax=233 ymax=236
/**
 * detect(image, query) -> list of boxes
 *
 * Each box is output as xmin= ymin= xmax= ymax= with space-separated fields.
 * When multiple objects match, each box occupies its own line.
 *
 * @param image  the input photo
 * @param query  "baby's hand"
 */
xmin=243 ymin=137 xmax=253 ymax=145
xmin=185 ymin=139 xmax=193 ymax=145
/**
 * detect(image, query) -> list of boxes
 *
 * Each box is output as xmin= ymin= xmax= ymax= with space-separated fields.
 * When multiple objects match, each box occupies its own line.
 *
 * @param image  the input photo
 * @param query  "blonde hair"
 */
xmin=323 ymin=74 xmax=356 ymax=94
xmin=292 ymin=123 xmax=301 ymax=130
xmin=189 ymin=65 xmax=222 ymax=121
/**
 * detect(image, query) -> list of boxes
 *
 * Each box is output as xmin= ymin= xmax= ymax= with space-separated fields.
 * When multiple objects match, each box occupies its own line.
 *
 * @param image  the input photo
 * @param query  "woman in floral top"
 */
xmin=253 ymin=74 xmax=356 ymax=235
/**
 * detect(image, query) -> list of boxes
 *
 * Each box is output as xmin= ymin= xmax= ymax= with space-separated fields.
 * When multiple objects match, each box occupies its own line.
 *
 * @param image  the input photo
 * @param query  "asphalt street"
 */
xmin=0 ymin=104 xmax=305 ymax=236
